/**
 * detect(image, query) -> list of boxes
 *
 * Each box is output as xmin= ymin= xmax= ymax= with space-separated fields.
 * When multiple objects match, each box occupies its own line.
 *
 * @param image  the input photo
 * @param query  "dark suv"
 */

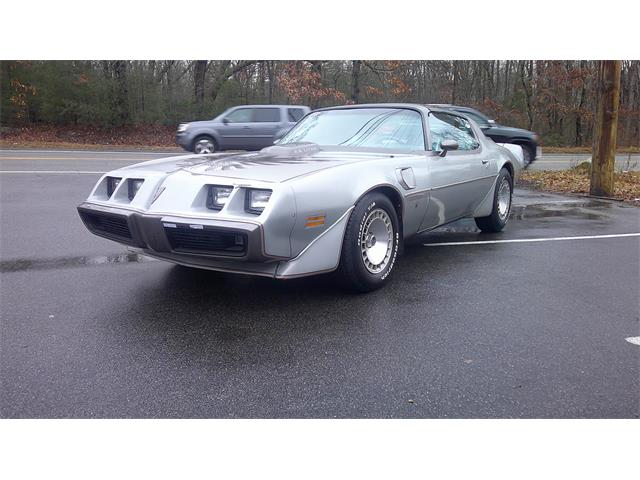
xmin=427 ymin=104 xmax=540 ymax=166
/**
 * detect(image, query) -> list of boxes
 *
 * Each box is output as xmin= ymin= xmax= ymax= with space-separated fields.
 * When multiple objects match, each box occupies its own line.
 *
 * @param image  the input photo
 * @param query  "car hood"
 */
xmin=122 ymin=144 xmax=414 ymax=183
xmin=182 ymin=119 xmax=216 ymax=128
xmin=488 ymin=124 xmax=534 ymax=137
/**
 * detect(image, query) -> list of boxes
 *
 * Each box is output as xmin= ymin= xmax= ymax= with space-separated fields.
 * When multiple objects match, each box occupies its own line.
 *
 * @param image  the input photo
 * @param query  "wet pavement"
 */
xmin=1 ymin=168 xmax=639 ymax=418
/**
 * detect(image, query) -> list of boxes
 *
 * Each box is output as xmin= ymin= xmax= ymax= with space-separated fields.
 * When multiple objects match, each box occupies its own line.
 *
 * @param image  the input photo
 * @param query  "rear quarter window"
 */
xmin=253 ymin=108 xmax=280 ymax=122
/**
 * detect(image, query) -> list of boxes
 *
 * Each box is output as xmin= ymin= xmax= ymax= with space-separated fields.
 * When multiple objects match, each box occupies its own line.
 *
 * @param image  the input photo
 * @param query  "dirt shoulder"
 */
xmin=0 ymin=124 xmax=179 ymax=151
xmin=520 ymin=168 xmax=640 ymax=206
xmin=542 ymin=146 xmax=640 ymax=154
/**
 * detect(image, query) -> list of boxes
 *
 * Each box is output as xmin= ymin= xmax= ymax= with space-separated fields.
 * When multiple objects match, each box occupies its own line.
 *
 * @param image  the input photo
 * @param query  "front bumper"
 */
xmin=77 ymin=202 xmax=276 ymax=263
xmin=535 ymin=146 xmax=542 ymax=160
xmin=175 ymin=133 xmax=192 ymax=151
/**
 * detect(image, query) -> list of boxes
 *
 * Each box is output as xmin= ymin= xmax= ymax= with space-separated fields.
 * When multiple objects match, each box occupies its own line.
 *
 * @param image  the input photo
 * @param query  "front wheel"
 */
xmin=475 ymin=168 xmax=513 ymax=233
xmin=193 ymin=136 xmax=217 ymax=154
xmin=338 ymin=192 xmax=400 ymax=292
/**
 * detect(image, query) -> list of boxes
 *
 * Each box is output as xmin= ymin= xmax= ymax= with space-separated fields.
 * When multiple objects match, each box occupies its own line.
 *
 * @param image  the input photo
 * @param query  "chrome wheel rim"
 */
xmin=194 ymin=139 xmax=215 ymax=154
xmin=360 ymin=208 xmax=393 ymax=274
xmin=497 ymin=177 xmax=511 ymax=221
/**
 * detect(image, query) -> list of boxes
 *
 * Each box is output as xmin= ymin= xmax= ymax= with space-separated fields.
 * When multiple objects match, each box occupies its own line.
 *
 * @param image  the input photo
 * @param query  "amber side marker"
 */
xmin=305 ymin=215 xmax=326 ymax=228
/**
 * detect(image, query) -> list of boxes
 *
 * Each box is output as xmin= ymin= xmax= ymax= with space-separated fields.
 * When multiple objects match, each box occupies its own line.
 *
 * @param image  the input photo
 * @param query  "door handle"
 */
xmin=481 ymin=160 xmax=489 ymax=165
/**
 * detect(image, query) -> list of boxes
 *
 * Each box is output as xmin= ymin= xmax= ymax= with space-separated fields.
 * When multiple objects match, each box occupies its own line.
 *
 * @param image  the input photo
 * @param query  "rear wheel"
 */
xmin=193 ymin=136 xmax=217 ymax=154
xmin=338 ymin=192 xmax=400 ymax=292
xmin=475 ymin=168 xmax=513 ymax=233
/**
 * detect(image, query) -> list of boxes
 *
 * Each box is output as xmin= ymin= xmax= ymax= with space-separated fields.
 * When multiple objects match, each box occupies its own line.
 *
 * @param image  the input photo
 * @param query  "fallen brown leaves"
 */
xmin=542 ymin=146 xmax=640 ymax=154
xmin=520 ymin=169 xmax=640 ymax=205
xmin=0 ymin=124 xmax=177 ymax=148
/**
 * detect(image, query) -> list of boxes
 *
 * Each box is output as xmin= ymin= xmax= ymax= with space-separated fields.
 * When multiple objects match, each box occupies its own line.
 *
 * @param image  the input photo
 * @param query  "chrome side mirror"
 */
xmin=439 ymin=139 xmax=459 ymax=157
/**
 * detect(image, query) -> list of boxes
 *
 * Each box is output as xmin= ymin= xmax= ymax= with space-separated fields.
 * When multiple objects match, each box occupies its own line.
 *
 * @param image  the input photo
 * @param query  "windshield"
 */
xmin=279 ymin=108 xmax=426 ymax=150
xmin=456 ymin=109 xmax=490 ymax=126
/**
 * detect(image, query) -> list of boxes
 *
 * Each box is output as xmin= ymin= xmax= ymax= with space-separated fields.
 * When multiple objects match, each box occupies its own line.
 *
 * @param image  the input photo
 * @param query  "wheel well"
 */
xmin=502 ymin=161 xmax=514 ymax=179
xmin=367 ymin=186 xmax=404 ymax=241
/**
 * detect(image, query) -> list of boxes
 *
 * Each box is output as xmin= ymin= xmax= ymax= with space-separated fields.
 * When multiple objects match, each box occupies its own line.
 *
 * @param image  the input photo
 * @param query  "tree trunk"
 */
xmin=193 ymin=60 xmax=207 ymax=117
xmin=575 ymin=60 xmax=587 ymax=146
xmin=519 ymin=61 xmax=535 ymax=130
xmin=451 ymin=61 xmax=458 ymax=104
xmin=266 ymin=61 xmax=274 ymax=103
xmin=351 ymin=60 xmax=361 ymax=103
xmin=590 ymin=60 xmax=622 ymax=197
xmin=112 ymin=60 xmax=129 ymax=125
xmin=623 ymin=61 xmax=637 ymax=146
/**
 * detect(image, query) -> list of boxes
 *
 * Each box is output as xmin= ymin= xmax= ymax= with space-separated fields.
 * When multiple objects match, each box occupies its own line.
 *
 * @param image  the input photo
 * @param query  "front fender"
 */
xmin=286 ymin=158 xmax=416 ymax=257
xmin=275 ymin=206 xmax=354 ymax=278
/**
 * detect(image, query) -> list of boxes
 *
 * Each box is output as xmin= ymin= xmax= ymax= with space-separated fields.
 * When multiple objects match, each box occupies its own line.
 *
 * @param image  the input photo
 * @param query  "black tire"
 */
xmin=475 ymin=168 xmax=513 ymax=233
xmin=519 ymin=143 xmax=535 ymax=167
xmin=192 ymin=135 xmax=217 ymax=154
xmin=338 ymin=192 xmax=400 ymax=292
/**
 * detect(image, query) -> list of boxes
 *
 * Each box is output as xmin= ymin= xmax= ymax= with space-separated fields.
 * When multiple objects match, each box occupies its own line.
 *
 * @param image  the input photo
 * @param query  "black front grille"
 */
xmin=165 ymin=225 xmax=247 ymax=256
xmin=81 ymin=211 xmax=132 ymax=239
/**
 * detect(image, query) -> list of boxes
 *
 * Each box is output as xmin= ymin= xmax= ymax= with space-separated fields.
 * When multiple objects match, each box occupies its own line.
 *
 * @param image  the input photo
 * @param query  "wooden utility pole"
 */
xmin=590 ymin=60 xmax=622 ymax=197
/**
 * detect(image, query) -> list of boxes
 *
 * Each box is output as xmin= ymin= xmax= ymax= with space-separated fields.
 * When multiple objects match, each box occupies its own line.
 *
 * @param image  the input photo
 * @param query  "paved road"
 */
xmin=1 ymin=148 xmax=639 ymax=172
xmin=1 ymin=151 xmax=639 ymax=418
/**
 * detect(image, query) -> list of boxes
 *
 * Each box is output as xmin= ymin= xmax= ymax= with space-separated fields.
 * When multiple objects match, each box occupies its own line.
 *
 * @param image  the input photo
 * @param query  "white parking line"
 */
xmin=0 ymin=170 xmax=105 ymax=174
xmin=424 ymin=233 xmax=640 ymax=246
xmin=625 ymin=337 xmax=640 ymax=346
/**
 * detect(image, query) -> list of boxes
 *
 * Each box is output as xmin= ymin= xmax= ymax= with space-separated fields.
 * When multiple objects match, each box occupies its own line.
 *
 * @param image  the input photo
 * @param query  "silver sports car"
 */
xmin=78 ymin=104 xmax=523 ymax=291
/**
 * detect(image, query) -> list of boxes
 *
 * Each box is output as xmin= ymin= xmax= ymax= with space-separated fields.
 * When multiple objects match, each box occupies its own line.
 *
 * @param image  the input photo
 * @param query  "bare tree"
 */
xmin=351 ymin=60 xmax=361 ymax=103
xmin=193 ymin=60 xmax=208 ymax=117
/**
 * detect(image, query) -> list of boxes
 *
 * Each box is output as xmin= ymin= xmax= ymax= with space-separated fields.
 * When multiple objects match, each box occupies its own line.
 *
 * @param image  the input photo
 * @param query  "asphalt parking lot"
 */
xmin=1 ymin=150 xmax=639 ymax=418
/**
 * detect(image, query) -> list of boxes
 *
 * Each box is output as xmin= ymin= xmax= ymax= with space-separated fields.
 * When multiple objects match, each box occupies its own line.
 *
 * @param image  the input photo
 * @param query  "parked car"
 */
xmin=78 ymin=104 xmax=522 ymax=292
xmin=426 ymin=104 xmax=540 ymax=166
xmin=176 ymin=104 xmax=310 ymax=154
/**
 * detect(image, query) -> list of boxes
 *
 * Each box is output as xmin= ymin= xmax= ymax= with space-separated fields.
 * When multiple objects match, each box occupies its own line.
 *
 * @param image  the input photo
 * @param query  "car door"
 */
xmin=420 ymin=112 xmax=495 ymax=230
xmin=219 ymin=107 xmax=258 ymax=150
xmin=250 ymin=107 xmax=283 ymax=149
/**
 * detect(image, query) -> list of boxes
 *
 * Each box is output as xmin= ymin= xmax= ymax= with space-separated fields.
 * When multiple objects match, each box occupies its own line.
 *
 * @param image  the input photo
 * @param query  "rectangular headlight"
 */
xmin=245 ymin=189 xmax=272 ymax=214
xmin=106 ymin=176 xmax=122 ymax=197
xmin=127 ymin=179 xmax=144 ymax=200
xmin=207 ymin=185 xmax=234 ymax=210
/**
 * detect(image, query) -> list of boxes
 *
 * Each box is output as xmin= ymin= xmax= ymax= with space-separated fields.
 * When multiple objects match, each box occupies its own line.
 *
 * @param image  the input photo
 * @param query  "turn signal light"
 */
xmin=305 ymin=215 xmax=325 ymax=228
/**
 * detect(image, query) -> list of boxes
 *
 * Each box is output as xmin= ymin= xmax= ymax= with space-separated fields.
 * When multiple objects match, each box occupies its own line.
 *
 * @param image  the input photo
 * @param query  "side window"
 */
xmin=252 ymin=108 xmax=280 ymax=122
xmin=225 ymin=108 xmax=253 ymax=123
xmin=287 ymin=108 xmax=305 ymax=122
xmin=428 ymin=112 xmax=480 ymax=151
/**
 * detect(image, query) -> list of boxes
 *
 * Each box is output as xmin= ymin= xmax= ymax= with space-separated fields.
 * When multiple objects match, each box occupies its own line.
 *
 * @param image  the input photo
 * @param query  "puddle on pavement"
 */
xmin=510 ymin=203 xmax=608 ymax=220
xmin=0 ymin=252 xmax=157 ymax=273
xmin=423 ymin=198 xmax=616 ymax=236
